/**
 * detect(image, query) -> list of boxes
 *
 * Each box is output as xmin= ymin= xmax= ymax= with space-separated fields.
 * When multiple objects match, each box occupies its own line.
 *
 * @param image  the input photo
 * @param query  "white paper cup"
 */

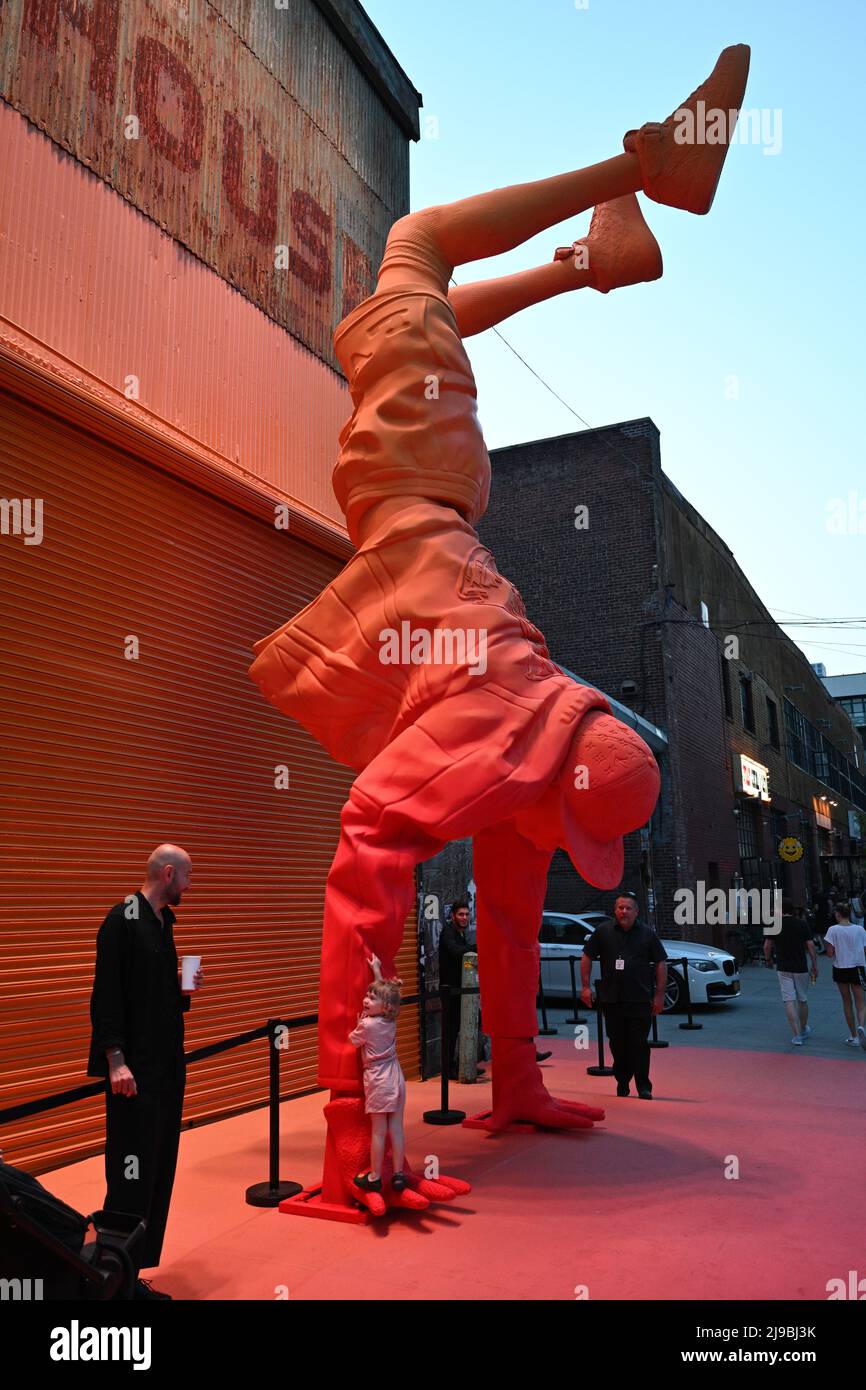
xmin=181 ymin=955 xmax=202 ymax=991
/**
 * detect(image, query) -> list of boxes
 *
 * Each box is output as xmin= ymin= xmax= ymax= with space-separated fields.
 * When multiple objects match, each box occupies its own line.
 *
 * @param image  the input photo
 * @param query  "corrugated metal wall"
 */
xmin=0 ymin=102 xmax=351 ymax=528
xmin=0 ymin=0 xmax=423 ymax=1175
xmin=0 ymin=389 xmax=420 ymax=1174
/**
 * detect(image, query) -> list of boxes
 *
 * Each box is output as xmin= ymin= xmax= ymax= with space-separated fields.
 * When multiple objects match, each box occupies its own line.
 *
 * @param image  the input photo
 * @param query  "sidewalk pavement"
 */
xmin=547 ymin=955 xmax=866 ymax=1060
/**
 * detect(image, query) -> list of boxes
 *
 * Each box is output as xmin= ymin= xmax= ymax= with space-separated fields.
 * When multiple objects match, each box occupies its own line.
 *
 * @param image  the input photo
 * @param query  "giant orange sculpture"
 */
xmin=251 ymin=45 xmax=750 ymax=1220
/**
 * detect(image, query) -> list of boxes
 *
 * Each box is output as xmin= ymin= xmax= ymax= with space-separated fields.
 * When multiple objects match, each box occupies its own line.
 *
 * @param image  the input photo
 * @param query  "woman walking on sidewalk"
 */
xmin=824 ymin=902 xmax=866 ymax=1049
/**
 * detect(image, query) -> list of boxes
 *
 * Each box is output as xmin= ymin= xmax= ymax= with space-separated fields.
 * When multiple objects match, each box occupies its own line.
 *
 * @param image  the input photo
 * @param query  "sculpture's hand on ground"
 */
xmin=482 ymin=1038 xmax=605 ymax=1133
xmin=398 ymin=1168 xmax=472 ymax=1208
xmin=482 ymin=1092 xmax=605 ymax=1132
xmin=324 ymin=1094 xmax=471 ymax=1217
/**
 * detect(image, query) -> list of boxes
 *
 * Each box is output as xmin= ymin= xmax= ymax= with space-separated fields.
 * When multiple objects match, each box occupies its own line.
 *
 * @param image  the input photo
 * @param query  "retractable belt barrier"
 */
xmin=0 ymin=998 xmax=419 ymax=1210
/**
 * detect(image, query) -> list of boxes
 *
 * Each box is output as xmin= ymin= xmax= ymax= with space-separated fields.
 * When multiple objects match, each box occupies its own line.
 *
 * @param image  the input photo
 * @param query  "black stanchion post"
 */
xmin=423 ymin=986 xmax=465 ymax=1125
xmin=537 ymin=960 xmax=557 ymax=1037
xmin=586 ymin=992 xmax=615 ymax=1076
xmin=246 ymin=1019 xmax=303 ymax=1206
xmin=564 ymin=955 xmax=587 ymax=1026
xmin=678 ymin=955 xmax=703 ymax=1031
xmin=649 ymin=1007 xmax=669 ymax=1049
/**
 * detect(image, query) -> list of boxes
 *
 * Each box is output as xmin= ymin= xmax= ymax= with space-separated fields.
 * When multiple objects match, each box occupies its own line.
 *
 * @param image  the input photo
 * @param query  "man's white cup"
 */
xmin=181 ymin=955 xmax=202 ymax=991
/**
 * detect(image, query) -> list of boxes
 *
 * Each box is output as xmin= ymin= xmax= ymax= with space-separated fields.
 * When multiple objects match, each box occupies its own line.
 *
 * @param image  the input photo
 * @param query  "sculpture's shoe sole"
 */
xmin=576 ymin=194 xmax=663 ymax=293
xmin=624 ymin=44 xmax=751 ymax=214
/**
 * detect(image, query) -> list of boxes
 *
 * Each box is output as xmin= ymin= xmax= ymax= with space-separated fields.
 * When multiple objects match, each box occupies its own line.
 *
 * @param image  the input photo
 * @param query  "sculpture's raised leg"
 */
xmin=375 ymin=42 xmax=750 ymax=306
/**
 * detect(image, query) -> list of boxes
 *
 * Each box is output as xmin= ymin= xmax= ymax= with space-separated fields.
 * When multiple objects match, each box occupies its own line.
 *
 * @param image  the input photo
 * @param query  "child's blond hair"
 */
xmin=369 ymin=977 xmax=402 ymax=1021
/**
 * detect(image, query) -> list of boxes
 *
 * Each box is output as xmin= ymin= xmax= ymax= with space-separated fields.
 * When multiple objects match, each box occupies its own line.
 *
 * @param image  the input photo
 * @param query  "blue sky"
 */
xmin=363 ymin=0 xmax=866 ymax=675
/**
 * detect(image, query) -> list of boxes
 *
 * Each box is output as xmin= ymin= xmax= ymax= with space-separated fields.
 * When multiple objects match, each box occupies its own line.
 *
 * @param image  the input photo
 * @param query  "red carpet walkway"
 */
xmin=44 ymin=1037 xmax=866 ymax=1300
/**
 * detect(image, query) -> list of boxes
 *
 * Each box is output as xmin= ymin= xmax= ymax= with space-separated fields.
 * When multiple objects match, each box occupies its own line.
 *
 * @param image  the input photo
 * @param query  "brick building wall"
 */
xmin=420 ymin=415 xmax=865 ymax=974
xmin=480 ymin=419 xmax=752 ymax=943
xmin=659 ymin=596 xmax=740 ymax=939
xmin=479 ymin=419 xmax=675 ymax=926
xmin=479 ymin=420 xmax=666 ymax=719
xmin=663 ymin=478 xmax=866 ymax=902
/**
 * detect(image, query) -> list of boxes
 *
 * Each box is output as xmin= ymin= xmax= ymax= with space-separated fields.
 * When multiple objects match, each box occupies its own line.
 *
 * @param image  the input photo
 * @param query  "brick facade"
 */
xmin=418 ymin=416 xmax=866 ymax=975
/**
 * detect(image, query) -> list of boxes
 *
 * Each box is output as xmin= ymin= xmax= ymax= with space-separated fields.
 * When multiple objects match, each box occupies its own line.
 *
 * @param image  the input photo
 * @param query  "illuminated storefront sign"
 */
xmin=738 ymin=754 xmax=771 ymax=802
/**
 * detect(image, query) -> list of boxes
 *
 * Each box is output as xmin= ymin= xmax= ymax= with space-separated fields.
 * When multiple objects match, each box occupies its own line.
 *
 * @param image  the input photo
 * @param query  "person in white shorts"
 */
xmin=824 ymin=901 xmax=866 ymax=1050
xmin=764 ymin=899 xmax=818 ymax=1046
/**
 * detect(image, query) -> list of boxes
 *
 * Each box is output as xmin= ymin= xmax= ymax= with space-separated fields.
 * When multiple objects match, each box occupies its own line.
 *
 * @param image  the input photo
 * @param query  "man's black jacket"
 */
xmin=439 ymin=920 xmax=474 ymax=988
xmin=88 ymin=891 xmax=189 ymax=1091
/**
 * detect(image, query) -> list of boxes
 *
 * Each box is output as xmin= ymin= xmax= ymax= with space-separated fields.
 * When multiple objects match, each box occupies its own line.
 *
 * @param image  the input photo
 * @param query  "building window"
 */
xmin=739 ymin=675 xmax=755 ymax=733
xmin=721 ymin=656 xmax=732 ymax=720
xmin=808 ymin=724 xmax=826 ymax=782
xmin=839 ymin=696 xmax=866 ymax=740
xmin=738 ymin=804 xmax=758 ymax=858
xmin=784 ymin=697 xmax=866 ymax=813
xmin=766 ymin=697 xmax=780 ymax=749
xmin=785 ymin=697 xmax=807 ymax=769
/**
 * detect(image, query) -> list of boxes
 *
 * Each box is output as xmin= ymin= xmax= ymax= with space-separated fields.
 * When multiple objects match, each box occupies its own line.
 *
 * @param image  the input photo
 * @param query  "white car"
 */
xmin=539 ymin=911 xmax=740 ymax=1013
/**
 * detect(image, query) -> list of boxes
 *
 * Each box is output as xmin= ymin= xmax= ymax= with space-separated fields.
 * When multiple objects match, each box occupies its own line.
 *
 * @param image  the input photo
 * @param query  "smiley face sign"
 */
xmin=778 ymin=836 xmax=805 ymax=863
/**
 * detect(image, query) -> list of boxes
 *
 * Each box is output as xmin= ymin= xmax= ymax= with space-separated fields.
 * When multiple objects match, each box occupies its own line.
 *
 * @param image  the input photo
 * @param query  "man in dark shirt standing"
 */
xmin=88 ymin=844 xmax=202 ymax=1300
xmin=764 ymin=898 xmax=818 ymax=1045
xmin=439 ymin=901 xmax=473 ymax=1077
xmin=580 ymin=891 xmax=667 ymax=1099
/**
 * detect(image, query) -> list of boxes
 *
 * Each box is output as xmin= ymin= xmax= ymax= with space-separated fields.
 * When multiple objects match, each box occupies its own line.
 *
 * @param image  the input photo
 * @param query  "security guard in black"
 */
xmin=581 ymin=894 xmax=667 ymax=1098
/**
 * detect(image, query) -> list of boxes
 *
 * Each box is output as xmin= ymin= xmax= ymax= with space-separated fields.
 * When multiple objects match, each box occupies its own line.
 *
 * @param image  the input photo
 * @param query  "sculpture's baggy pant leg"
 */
xmin=473 ymin=819 xmax=553 ymax=1040
xmin=317 ymin=780 xmax=443 ymax=1095
xmin=472 ymin=820 xmax=598 ymax=1131
xmin=316 ymin=685 xmax=563 ymax=1094
xmin=318 ymin=781 xmax=558 ymax=1094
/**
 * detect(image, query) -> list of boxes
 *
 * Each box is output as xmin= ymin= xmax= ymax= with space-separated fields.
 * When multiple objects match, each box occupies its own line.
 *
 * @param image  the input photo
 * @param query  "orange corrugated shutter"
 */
xmin=0 ymin=389 xmax=419 ymax=1173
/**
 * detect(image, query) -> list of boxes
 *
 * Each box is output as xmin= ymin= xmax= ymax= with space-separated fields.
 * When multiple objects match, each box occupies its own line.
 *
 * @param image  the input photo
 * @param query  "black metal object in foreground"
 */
xmin=245 ymin=1018 xmax=304 ymax=1207
xmin=423 ymin=986 xmax=468 ymax=1125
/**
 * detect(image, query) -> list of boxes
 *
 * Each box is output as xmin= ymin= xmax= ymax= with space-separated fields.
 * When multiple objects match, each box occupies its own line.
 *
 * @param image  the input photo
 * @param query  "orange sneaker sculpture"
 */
xmin=250 ymin=45 xmax=749 ymax=1220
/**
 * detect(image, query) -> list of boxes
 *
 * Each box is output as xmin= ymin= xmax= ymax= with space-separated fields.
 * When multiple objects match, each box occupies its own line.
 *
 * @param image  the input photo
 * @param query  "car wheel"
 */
xmin=663 ymin=969 xmax=682 ymax=1013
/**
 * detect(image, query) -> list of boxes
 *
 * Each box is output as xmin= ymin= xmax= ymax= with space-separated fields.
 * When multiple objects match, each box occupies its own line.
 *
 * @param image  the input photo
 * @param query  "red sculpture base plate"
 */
xmin=279 ymin=1185 xmax=370 ymax=1225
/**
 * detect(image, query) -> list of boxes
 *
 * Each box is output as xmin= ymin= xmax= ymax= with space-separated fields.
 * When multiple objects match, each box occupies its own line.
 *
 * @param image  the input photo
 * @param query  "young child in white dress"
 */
xmin=349 ymin=954 xmax=407 ymax=1194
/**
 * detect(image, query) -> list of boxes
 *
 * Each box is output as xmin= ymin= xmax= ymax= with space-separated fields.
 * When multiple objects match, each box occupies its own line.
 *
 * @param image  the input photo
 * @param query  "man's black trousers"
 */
xmin=603 ymin=1004 xmax=653 ymax=1091
xmin=447 ymin=992 xmax=462 ymax=1072
xmin=103 ymin=1080 xmax=185 ymax=1269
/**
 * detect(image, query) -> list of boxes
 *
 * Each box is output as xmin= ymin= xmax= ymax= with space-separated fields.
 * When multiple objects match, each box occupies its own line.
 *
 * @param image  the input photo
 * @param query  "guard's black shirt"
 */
xmin=87 ymin=892 xmax=189 ymax=1091
xmin=583 ymin=917 xmax=667 ymax=1006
